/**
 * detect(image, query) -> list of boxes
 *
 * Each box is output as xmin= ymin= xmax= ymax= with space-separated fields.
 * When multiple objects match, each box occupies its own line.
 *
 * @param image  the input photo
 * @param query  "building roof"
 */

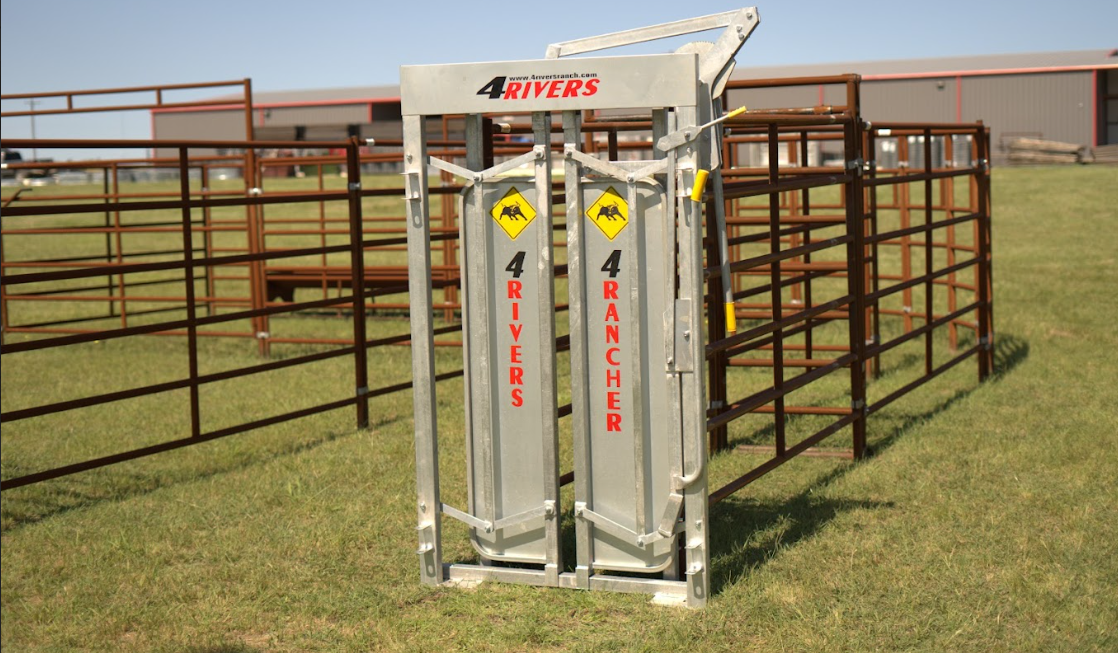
xmin=730 ymin=49 xmax=1117 ymax=81
xmin=209 ymin=84 xmax=401 ymax=105
xmin=203 ymin=50 xmax=1116 ymax=107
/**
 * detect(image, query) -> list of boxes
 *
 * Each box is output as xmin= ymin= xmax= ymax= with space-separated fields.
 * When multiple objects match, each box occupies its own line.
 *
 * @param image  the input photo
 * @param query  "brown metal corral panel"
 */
xmin=862 ymin=78 xmax=957 ymax=123
xmin=262 ymin=104 xmax=369 ymax=127
xmin=961 ymin=72 xmax=1093 ymax=155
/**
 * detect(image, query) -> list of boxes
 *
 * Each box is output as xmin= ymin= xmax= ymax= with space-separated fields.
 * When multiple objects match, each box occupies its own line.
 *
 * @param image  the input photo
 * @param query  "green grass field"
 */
xmin=2 ymin=166 xmax=1117 ymax=652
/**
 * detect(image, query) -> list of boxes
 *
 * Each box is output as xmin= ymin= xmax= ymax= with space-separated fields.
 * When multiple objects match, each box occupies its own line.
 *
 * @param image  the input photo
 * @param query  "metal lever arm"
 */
xmin=546 ymin=8 xmax=759 ymax=76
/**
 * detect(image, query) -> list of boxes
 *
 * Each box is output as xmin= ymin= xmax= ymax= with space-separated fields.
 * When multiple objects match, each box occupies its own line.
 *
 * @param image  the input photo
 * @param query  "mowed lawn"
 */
xmin=2 ymin=166 xmax=1117 ymax=652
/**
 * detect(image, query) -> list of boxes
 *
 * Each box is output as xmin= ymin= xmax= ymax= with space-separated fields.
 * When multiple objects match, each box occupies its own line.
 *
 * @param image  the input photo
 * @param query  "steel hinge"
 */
xmin=348 ymin=182 xmax=362 ymax=192
xmin=846 ymin=158 xmax=864 ymax=175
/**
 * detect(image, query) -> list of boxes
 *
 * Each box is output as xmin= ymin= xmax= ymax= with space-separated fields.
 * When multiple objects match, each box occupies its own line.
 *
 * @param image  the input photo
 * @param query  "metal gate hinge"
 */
xmin=248 ymin=187 xmax=263 ymax=196
xmin=846 ymin=159 xmax=864 ymax=174
xmin=256 ymin=331 xmax=270 ymax=339
xmin=348 ymin=182 xmax=362 ymax=192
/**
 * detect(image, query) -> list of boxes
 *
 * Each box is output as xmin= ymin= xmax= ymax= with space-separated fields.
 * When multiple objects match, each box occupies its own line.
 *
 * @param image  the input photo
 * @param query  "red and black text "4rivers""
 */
xmin=477 ymin=76 xmax=600 ymax=101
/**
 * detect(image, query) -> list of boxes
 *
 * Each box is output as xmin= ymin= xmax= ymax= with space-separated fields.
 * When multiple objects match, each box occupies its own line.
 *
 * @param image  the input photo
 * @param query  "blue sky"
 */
xmin=2 ymin=0 xmax=1114 ymax=158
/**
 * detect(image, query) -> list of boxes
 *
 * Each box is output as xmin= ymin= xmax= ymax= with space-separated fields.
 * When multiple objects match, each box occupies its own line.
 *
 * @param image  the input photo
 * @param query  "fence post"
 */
xmin=178 ymin=148 xmax=202 ymax=439
xmin=976 ymin=124 xmax=994 ymax=380
xmin=844 ymin=121 xmax=868 ymax=459
xmin=346 ymin=138 xmax=370 ymax=429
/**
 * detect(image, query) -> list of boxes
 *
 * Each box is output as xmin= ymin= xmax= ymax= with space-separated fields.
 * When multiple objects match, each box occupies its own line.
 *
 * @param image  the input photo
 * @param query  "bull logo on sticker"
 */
xmin=490 ymin=187 xmax=538 ymax=239
xmin=586 ymin=186 xmax=629 ymax=240
xmin=500 ymin=204 xmax=528 ymax=221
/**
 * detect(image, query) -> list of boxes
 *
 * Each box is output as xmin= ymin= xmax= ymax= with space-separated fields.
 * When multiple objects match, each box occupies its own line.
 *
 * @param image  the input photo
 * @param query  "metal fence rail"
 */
xmin=2 ymin=75 xmax=993 ymax=499
xmin=702 ymin=75 xmax=993 ymax=503
xmin=0 ymin=137 xmax=466 ymax=491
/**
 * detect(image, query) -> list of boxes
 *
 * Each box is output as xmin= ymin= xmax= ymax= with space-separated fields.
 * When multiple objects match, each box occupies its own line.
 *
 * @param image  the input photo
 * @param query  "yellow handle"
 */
xmin=725 ymin=105 xmax=748 ymax=120
xmin=691 ymin=169 xmax=710 ymax=202
xmin=725 ymin=303 xmax=737 ymax=333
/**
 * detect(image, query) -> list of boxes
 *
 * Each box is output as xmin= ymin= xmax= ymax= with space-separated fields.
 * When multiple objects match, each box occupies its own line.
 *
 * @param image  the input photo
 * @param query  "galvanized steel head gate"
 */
xmin=402 ymin=9 xmax=760 ymax=607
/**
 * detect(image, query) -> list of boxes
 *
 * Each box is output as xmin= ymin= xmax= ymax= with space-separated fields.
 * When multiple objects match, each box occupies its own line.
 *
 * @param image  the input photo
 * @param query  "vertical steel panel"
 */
xmin=581 ymin=179 xmax=675 ymax=572
xmin=462 ymin=178 xmax=552 ymax=563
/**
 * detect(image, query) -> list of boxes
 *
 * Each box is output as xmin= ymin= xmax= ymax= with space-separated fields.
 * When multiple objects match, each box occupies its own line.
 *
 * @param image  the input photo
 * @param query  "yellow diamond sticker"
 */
xmin=489 ymin=186 xmax=537 ymax=240
xmin=586 ymin=186 xmax=629 ymax=241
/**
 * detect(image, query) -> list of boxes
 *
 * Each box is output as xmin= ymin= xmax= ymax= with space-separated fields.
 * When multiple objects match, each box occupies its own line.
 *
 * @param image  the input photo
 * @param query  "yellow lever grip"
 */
xmin=691 ymin=169 xmax=710 ymax=202
xmin=725 ymin=106 xmax=748 ymax=120
xmin=725 ymin=303 xmax=737 ymax=333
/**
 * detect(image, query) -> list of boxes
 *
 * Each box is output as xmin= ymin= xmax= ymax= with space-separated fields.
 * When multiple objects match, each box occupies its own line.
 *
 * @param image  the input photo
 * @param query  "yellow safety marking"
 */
xmin=489 ymin=186 xmax=537 ymax=240
xmin=691 ymin=169 xmax=710 ymax=201
xmin=725 ymin=105 xmax=748 ymax=120
xmin=725 ymin=302 xmax=737 ymax=334
xmin=585 ymin=186 xmax=630 ymax=241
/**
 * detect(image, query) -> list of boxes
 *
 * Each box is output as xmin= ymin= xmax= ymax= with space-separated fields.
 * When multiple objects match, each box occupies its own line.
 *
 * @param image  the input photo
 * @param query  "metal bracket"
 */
xmin=430 ymin=148 xmax=541 ymax=185
xmin=564 ymin=146 xmax=633 ymax=181
xmin=575 ymin=502 xmax=683 ymax=547
xmin=255 ymin=331 xmax=270 ymax=340
xmin=846 ymin=158 xmax=864 ymax=175
xmin=402 ymin=170 xmax=422 ymax=200
xmin=673 ymin=298 xmax=694 ymax=373
xmin=348 ymin=182 xmax=362 ymax=192
xmin=248 ymin=187 xmax=263 ymax=196
xmin=441 ymin=501 xmax=555 ymax=535
xmin=416 ymin=521 xmax=435 ymax=554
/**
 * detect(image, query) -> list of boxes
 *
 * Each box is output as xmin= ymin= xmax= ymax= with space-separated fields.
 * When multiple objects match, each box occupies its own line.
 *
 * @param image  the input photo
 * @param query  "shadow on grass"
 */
xmin=709 ymin=480 xmax=893 ymax=594
xmin=0 ymin=405 xmax=407 ymax=534
xmin=706 ymin=333 xmax=1028 ymax=594
xmin=863 ymin=332 xmax=1028 ymax=457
